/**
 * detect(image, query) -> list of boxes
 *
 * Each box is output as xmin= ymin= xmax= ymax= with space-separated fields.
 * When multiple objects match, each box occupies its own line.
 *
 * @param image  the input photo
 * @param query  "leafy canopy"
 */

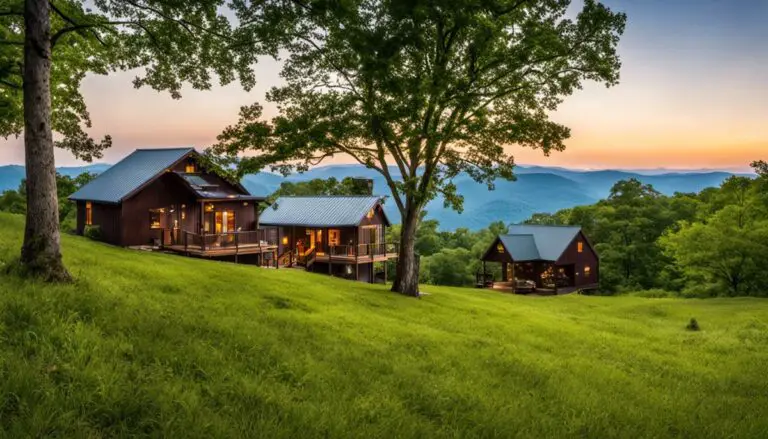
xmin=0 ymin=0 xmax=262 ymax=161
xmin=210 ymin=0 xmax=626 ymax=217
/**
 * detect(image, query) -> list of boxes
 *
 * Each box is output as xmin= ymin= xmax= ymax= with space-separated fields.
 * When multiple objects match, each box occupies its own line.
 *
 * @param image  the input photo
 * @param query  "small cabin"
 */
xmin=69 ymin=148 xmax=278 ymax=261
xmin=260 ymin=196 xmax=398 ymax=283
xmin=479 ymin=225 xmax=599 ymax=294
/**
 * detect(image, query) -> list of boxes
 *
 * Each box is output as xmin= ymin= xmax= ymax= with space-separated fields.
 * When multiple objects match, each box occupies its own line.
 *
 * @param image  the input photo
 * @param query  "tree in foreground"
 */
xmin=210 ymin=0 xmax=627 ymax=296
xmin=0 ymin=0 xmax=260 ymax=280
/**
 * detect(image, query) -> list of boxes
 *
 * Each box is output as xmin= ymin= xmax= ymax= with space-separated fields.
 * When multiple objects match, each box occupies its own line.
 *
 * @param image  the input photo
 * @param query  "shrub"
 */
xmin=686 ymin=318 xmax=700 ymax=331
xmin=83 ymin=225 xmax=102 ymax=241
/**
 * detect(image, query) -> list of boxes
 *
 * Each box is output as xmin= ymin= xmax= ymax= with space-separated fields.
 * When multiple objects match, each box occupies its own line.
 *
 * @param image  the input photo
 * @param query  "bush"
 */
xmin=83 ymin=224 xmax=102 ymax=241
xmin=686 ymin=318 xmax=700 ymax=331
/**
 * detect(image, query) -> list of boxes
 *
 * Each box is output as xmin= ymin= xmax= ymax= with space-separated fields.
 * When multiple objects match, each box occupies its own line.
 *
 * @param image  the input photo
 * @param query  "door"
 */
xmin=303 ymin=229 xmax=322 ymax=255
xmin=506 ymin=263 xmax=514 ymax=282
xmin=215 ymin=210 xmax=236 ymax=243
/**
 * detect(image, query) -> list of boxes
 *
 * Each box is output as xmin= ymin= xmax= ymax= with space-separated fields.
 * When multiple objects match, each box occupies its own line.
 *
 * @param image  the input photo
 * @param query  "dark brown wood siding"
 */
xmin=120 ymin=172 xmax=198 ymax=247
xmin=556 ymin=231 xmax=599 ymax=286
xmin=481 ymin=237 xmax=514 ymax=264
xmin=76 ymin=201 xmax=122 ymax=245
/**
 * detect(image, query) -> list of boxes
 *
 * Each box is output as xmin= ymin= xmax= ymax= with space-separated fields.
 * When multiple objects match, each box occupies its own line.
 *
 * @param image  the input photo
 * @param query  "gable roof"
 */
xmin=496 ymin=225 xmax=582 ymax=262
xmin=260 ymin=196 xmax=389 ymax=227
xmin=69 ymin=148 xmax=194 ymax=203
xmin=498 ymin=235 xmax=540 ymax=261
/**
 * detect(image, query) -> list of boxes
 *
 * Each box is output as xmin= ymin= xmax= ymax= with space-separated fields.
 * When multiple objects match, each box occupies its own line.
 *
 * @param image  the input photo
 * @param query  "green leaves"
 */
xmin=0 ymin=0 xmax=262 ymax=161
xmin=213 ymin=0 xmax=627 ymax=218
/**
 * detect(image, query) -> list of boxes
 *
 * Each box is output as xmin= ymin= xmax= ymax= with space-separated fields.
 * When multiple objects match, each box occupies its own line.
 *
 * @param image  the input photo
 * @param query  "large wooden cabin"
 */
xmin=480 ymin=225 xmax=599 ymax=294
xmin=69 ymin=148 xmax=278 ymax=260
xmin=260 ymin=196 xmax=398 ymax=283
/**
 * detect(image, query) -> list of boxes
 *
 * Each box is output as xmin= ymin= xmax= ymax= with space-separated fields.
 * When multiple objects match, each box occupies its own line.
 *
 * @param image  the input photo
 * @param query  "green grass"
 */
xmin=0 ymin=213 xmax=767 ymax=438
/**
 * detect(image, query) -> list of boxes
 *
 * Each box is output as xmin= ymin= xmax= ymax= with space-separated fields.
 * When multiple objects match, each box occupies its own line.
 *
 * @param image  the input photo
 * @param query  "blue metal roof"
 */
xmin=260 ymin=196 xmax=388 ymax=227
xmin=69 ymin=148 xmax=194 ymax=203
xmin=498 ymin=235 xmax=540 ymax=261
xmin=499 ymin=225 xmax=582 ymax=262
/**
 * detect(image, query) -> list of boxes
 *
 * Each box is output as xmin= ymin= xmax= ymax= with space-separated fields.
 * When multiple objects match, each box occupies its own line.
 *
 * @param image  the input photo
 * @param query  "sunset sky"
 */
xmin=0 ymin=0 xmax=765 ymax=171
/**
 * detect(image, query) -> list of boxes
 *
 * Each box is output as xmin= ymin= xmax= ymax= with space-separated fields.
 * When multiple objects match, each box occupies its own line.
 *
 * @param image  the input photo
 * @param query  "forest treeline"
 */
xmin=395 ymin=161 xmax=768 ymax=297
xmin=2 ymin=162 xmax=765 ymax=297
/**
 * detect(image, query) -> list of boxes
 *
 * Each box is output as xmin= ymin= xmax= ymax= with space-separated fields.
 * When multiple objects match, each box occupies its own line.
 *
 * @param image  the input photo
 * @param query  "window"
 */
xmin=149 ymin=208 xmax=163 ymax=229
xmin=185 ymin=162 xmax=196 ymax=173
xmin=329 ymin=229 xmax=341 ymax=246
xmin=497 ymin=243 xmax=505 ymax=253
xmin=578 ymin=241 xmax=584 ymax=253
xmin=367 ymin=208 xmax=375 ymax=219
xmin=85 ymin=202 xmax=92 ymax=225
xmin=584 ymin=266 xmax=591 ymax=276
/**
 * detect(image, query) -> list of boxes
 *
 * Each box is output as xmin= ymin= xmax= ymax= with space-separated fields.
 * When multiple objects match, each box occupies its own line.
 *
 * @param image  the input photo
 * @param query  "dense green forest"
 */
xmin=408 ymin=161 xmax=768 ymax=297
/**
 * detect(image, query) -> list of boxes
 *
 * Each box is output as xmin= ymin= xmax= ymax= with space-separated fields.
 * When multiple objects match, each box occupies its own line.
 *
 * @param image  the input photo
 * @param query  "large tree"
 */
xmin=0 ymin=0 xmax=261 ymax=280
xmin=210 ymin=0 xmax=626 ymax=296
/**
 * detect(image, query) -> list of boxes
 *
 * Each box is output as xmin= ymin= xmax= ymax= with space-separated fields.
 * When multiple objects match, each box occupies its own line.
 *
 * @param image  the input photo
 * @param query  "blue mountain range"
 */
xmin=0 ymin=163 xmax=747 ymax=230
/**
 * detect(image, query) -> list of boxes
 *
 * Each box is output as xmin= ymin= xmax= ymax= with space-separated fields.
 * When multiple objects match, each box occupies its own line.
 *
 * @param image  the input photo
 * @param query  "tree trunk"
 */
xmin=392 ymin=205 xmax=420 ymax=297
xmin=19 ymin=0 xmax=71 ymax=282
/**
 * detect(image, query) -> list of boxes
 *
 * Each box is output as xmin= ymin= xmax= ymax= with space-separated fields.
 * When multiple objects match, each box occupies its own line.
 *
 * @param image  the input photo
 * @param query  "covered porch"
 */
xmin=146 ymin=195 xmax=278 ymax=262
xmin=275 ymin=225 xmax=398 ymax=283
xmin=478 ymin=260 xmax=577 ymax=295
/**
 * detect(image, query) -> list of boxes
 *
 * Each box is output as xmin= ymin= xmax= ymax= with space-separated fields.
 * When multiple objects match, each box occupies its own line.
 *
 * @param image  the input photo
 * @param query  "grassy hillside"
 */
xmin=0 ymin=213 xmax=766 ymax=438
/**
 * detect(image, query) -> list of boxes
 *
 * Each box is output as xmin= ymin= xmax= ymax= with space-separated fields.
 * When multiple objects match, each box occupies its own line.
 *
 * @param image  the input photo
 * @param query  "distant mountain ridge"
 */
xmin=0 ymin=163 xmax=749 ymax=230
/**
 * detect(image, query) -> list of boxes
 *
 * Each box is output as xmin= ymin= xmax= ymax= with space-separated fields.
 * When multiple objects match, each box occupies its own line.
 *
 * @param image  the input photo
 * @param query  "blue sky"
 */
xmin=0 ymin=0 xmax=765 ymax=170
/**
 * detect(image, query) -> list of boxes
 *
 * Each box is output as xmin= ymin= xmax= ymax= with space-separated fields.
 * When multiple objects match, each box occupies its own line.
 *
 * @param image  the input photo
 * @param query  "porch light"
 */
xmin=243 ymin=202 xmax=248 ymax=206
xmin=282 ymin=236 xmax=289 ymax=245
xmin=227 ymin=195 xmax=236 ymax=198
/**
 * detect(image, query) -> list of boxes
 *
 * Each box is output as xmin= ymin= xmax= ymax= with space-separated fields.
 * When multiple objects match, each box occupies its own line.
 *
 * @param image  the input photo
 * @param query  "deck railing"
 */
xmin=324 ymin=242 xmax=399 ymax=259
xmin=160 ymin=227 xmax=279 ymax=253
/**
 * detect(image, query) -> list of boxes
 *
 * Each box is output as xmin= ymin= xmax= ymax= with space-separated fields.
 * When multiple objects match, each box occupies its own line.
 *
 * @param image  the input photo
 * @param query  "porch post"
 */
xmin=355 ymin=229 xmax=359 ymax=281
xmin=483 ymin=261 xmax=487 ymax=283
xmin=200 ymin=200 xmax=205 ymax=251
xmin=384 ymin=260 xmax=387 ymax=284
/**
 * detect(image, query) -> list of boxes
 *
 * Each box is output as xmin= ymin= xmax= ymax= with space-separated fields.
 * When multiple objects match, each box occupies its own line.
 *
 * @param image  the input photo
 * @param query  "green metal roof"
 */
xmin=498 ymin=225 xmax=582 ymax=262
xmin=260 ymin=196 xmax=389 ymax=227
xmin=69 ymin=148 xmax=194 ymax=203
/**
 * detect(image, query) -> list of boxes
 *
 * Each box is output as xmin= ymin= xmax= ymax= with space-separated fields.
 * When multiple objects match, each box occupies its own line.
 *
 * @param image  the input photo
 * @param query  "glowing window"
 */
xmin=85 ymin=202 xmax=93 ymax=225
xmin=329 ymin=229 xmax=341 ymax=246
xmin=367 ymin=208 xmax=375 ymax=219
xmin=149 ymin=209 xmax=163 ymax=229
xmin=578 ymin=241 xmax=584 ymax=253
xmin=497 ymin=243 xmax=504 ymax=253
xmin=585 ymin=266 xmax=591 ymax=276
xmin=185 ymin=163 xmax=196 ymax=173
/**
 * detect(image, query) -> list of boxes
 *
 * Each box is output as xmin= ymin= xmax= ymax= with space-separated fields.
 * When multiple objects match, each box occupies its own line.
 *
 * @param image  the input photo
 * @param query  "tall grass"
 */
xmin=0 ymin=213 xmax=766 ymax=438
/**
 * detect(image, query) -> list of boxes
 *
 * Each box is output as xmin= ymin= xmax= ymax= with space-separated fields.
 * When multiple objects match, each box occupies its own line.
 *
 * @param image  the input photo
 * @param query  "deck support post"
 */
xmin=384 ymin=260 xmax=387 ymax=284
xmin=234 ymin=233 xmax=239 ymax=263
xmin=355 ymin=232 xmax=359 ymax=281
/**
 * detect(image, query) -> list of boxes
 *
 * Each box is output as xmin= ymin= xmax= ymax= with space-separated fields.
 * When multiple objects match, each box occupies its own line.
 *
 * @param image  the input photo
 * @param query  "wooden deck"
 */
xmin=315 ymin=252 xmax=398 ymax=264
xmin=165 ymin=243 xmax=277 ymax=257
